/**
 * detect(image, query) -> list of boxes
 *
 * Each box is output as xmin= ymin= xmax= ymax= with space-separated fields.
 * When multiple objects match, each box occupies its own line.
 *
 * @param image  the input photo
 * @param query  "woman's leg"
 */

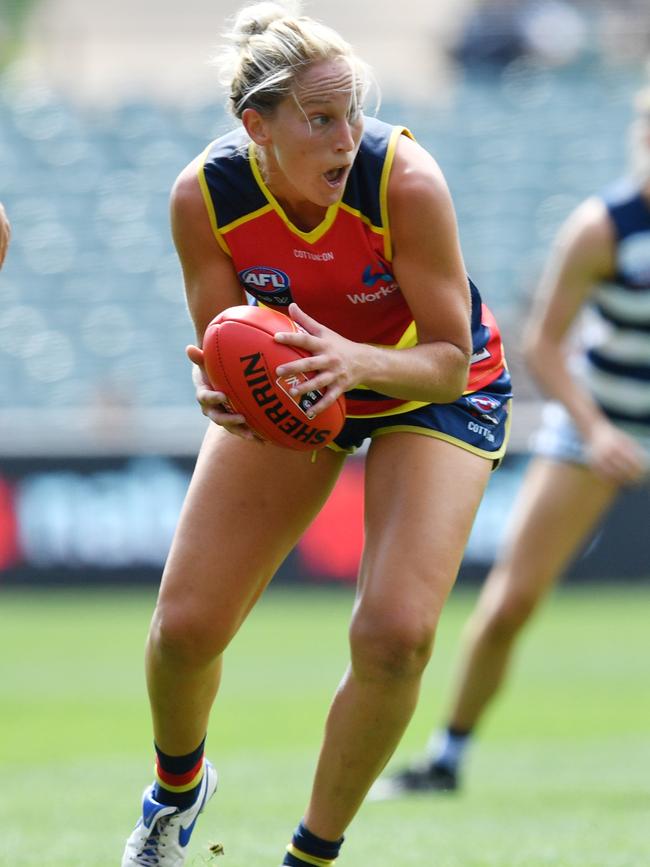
xmin=303 ymin=433 xmax=492 ymax=839
xmin=145 ymin=425 xmax=346 ymax=755
xmin=445 ymin=457 xmax=619 ymax=732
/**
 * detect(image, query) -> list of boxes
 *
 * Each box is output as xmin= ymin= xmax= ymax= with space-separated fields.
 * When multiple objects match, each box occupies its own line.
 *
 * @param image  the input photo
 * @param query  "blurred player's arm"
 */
xmin=0 ymin=202 xmax=10 ymax=269
xmin=523 ymin=197 xmax=612 ymax=417
xmin=523 ymin=196 xmax=646 ymax=481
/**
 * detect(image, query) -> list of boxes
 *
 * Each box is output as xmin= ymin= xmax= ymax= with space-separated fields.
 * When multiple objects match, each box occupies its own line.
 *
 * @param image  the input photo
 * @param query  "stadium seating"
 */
xmin=0 ymin=61 xmax=641 ymax=413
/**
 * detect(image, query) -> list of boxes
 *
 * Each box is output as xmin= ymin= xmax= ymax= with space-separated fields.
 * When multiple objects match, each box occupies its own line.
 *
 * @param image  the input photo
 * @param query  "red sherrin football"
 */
xmin=202 ymin=305 xmax=346 ymax=451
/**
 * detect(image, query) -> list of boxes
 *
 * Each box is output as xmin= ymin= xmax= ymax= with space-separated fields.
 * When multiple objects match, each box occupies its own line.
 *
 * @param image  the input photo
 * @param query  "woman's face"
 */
xmin=248 ymin=56 xmax=365 ymax=209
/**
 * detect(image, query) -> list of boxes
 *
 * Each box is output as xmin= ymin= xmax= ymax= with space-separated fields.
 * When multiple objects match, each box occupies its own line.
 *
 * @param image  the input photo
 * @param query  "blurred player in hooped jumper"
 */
xmin=120 ymin=2 xmax=512 ymax=865
xmin=375 ymin=84 xmax=650 ymax=799
xmin=0 ymin=202 xmax=10 ymax=268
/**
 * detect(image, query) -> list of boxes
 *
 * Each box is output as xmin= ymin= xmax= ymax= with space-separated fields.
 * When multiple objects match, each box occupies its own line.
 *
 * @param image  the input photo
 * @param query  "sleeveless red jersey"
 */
xmin=198 ymin=116 xmax=507 ymax=417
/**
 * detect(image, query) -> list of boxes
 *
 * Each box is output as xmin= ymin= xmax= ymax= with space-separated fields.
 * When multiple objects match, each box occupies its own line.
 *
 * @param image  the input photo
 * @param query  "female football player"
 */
xmin=377 ymin=84 xmax=650 ymax=798
xmin=121 ymin=2 xmax=511 ymax=864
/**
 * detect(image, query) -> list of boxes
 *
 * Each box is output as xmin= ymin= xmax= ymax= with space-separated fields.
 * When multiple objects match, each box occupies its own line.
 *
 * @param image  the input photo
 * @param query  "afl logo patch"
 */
xmin=239 ymin=266 xmax=293 ymax=307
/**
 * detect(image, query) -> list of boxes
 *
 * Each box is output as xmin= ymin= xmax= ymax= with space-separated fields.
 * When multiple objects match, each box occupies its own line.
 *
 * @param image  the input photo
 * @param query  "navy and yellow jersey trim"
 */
xmin=339 ymin=119 xmax=413 ymax=260
xmin=198 ymin=132 xmax=267 ymax=240
xmin=248 ymin=143 xmax=339 ymax=244
xmin=198 ymin=117 xmax=411 ymax=256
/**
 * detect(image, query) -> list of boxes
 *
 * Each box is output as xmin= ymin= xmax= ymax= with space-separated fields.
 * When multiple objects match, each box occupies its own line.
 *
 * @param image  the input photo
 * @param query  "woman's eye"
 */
xmin=310 ymin=115 xmax=329 ymax=127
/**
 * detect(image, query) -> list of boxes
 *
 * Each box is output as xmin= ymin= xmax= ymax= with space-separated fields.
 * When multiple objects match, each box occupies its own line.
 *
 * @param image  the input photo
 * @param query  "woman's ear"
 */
xmin=242 ymin=108 xmax=271 ymax=145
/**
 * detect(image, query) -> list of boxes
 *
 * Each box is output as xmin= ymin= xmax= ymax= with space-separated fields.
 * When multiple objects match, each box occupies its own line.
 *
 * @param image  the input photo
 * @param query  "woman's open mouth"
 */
xmin=323 ymin=166 xmax=347 ymax=187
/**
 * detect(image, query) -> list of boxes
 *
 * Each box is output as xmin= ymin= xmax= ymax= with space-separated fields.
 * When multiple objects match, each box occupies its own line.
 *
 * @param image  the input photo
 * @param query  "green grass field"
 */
xmin=1 ymin=583 xmax=649 ymax=867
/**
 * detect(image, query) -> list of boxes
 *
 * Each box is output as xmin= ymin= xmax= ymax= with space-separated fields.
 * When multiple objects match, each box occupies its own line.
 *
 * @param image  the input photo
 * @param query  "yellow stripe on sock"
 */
xmin=155 ymin=764 xmax=205 ymax=793
xmin=286 ymin=843 xmax=336 ymax=867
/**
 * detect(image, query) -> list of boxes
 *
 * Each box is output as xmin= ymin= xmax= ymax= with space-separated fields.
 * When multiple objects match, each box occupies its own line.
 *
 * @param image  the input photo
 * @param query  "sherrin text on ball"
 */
xmin=202 ymin=305 xmax=346 ymax=450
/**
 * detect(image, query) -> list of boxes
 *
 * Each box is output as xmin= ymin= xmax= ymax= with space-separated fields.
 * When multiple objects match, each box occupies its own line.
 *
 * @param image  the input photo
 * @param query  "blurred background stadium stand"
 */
xmin=1 ymin=0 xmax=649 ymax=586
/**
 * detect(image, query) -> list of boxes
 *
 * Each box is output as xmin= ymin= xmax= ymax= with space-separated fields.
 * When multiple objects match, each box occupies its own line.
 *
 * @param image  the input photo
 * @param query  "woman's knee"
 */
xmin=478 ymin=578 xmax=541 ymax=640
xmin=148 ymin=601 xmax=228 ymax=667
xmin=349 ymin=605 xmax=438 ymax=681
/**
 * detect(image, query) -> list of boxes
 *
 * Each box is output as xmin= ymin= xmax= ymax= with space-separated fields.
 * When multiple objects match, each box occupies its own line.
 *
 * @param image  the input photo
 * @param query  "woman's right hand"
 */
xmin=585 ymin=418 xmax=647 ymax=484
xmin=186 ymin=344 xmax=262 ymax=441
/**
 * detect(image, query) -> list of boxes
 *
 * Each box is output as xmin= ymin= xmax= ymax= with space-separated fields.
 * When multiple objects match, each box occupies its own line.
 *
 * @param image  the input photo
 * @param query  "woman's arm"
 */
xmin=170 ymin=158 xmax=246 ymax=342
xmin=171 ymin=159 xmax=258 ymax=436
xmin=377 ymin=133 xmax=473 ymax=403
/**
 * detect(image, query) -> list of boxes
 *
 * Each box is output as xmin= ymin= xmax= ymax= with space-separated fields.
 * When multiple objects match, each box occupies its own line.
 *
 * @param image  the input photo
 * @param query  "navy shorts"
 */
xmin=331 ymin=370 xmax=512 ymax=465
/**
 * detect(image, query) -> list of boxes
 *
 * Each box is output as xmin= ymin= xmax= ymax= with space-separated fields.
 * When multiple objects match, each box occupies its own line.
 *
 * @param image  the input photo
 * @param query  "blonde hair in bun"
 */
xmin=216 ymin=1 xmax=374 ymax=119
xmin=230 ymin=1 xmax=300 ymax=49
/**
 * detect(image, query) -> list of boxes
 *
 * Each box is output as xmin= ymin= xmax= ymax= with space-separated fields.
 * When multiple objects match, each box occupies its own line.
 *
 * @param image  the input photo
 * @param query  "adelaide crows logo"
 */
xmin=465 ymin=394 xmax=501 ymax=425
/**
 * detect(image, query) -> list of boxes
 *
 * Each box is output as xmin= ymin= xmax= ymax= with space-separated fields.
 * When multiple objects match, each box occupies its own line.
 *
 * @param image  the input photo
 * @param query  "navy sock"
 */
xmin=152 ymin=737 xmax=206 ymax=809
xmin=282 ymin=821 xmax=344 ymax=866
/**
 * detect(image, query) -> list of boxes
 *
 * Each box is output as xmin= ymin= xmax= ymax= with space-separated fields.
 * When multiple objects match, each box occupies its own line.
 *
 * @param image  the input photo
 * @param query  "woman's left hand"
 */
xmin=274 ymin=303 xmax=366 ymax=415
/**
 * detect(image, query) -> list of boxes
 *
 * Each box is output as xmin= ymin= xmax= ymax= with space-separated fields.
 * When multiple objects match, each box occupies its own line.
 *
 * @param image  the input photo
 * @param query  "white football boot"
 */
xmin=121 ymin=760 xmax=218 ymax=866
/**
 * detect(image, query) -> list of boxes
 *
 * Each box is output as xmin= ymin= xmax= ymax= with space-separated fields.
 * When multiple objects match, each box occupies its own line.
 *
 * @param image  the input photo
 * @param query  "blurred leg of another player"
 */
xmin=370 ymin=456 xmax=619 ymax=797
